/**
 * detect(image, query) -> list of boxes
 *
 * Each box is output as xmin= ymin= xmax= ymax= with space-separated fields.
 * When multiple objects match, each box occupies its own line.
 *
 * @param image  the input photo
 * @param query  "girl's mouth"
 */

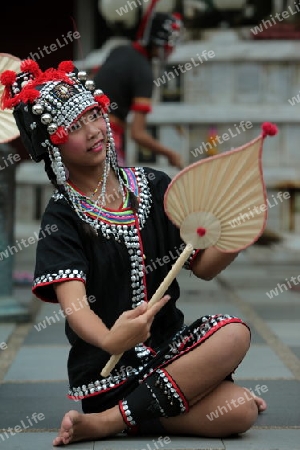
xmin=88 ymin=141 xmax=104 ymax=152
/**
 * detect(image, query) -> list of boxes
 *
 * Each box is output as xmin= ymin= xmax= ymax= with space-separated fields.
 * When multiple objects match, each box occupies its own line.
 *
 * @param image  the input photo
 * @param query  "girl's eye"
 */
xmin=70 ymin=122 xmax=81 ymax=132
xmin=92 ymin=110 xmax=102 ymax=120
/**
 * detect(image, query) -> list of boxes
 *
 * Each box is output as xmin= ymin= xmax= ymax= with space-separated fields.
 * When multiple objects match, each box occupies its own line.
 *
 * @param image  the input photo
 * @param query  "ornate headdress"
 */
xmin=0 ymin=59 xmax=128 ymax=225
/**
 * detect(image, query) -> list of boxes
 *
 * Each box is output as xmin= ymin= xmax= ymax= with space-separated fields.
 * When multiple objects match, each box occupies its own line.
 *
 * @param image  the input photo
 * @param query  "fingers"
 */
xmin=124 ymin=294 xmax=171 ymax=322
xmin=126 ymin=301 xmax=148 ymax=318
xmin=144 ymin=294 xmax=171 ymax=319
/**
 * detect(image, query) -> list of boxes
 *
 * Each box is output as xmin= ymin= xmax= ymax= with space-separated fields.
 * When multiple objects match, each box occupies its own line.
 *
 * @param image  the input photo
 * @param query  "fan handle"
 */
xmin=100 ymin=243 xmax=194 ymax=377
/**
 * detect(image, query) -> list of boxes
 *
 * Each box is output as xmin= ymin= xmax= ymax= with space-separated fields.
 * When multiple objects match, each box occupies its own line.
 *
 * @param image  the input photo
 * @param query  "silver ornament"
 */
xmin=47 ymin=123 xmax=58 ymax=134
xmin=77 ymin=71 xmax=87 ymax=81
xmin=41 ymin=113 xmax=53 ymax=125
xmin=32 ymin=104 xmax=44 ymax=115
xmin=85 ymin=80 xmax=95 ymax=91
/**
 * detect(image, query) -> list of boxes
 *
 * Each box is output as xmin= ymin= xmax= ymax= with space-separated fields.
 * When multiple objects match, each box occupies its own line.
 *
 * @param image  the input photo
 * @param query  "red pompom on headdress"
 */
xmin=18 ymin=88 xmax=40 ymax=104
xmin=0 ymin=70 xmax=17 ymax=87
xmin=50 ymin=126 xmax=69 ymax=145
xmin=20 ymin=59 xmax=42 ymax=78
xmin=95 ymin=94 xmax=110 ymax=113
xmin=58 ymin=61 xmax=75 ymax=74
xmin=0 ymin=70 xmax=18 ymax=109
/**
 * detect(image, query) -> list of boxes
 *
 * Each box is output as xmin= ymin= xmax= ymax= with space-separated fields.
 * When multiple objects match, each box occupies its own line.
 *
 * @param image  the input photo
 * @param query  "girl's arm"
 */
xmin=54 ymin=280 xmax=110 ymax=348
xmin=54 ymin=280 xmax=170 ymax=355
xmin=191 ymin=247 xmax=239 ymax=281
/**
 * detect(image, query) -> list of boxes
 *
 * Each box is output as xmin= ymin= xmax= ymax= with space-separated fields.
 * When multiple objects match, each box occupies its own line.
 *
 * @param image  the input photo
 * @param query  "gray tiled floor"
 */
xmin=223 ymin=429 xmax=300 ymax=450
xmin=266 ymin=321 xmax=300 ymax=346
xmin=93 ymin=436 xmax=225 ymax=450
xmin=254 ymin=304 xmax=300 ymax=320
xmin=242 ymin=380 xmax=300 ymax=427
xmin=23 ymin=323 xmax=68 ymax=346
xmin=4 ymin=346 xmax=69 ymax=381
xmin=1 ymin=245 xmax=300 ymax=449
xmin=2 ymin=433 xmax=94 ymax=450
xmin=0 ymin=382 xmax=81 ymax=429
xmin=0 ymin=324 xmax=15 ymax=344
xmin=291 ymin=346 xmax=300 ymax=359
xmin=235 ymin=288 xmax=300 ymax=305
xmin=234 ymin=345 xmax=294 ymax=379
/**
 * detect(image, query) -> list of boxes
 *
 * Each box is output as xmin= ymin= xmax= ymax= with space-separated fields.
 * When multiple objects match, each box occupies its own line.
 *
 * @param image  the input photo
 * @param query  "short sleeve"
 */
xmin=32 ymin=199 xmax=89 ymax=303
xmin=130 ymin=57 xmax=153 ymax=114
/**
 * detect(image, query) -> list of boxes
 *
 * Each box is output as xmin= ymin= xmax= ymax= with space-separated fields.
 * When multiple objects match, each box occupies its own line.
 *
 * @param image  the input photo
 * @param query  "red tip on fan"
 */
xmin=197 ymin=227 xmax=207 ymax=237
xmin=262 ymin=122 xmax=278 ymax=138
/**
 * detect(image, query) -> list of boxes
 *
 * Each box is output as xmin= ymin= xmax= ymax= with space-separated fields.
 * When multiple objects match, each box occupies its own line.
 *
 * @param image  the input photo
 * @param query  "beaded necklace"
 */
xmin=90 ymin=175 xmax=104 ymax=200
xmin=57 ymin=167 xmax=152 ymax=310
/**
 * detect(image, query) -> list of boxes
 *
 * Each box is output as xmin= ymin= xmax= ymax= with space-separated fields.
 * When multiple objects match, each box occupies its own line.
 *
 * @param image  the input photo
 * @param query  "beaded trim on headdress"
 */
xmin=0 ymin=59 xmax=128 ymax=210
xmin=0 ymin=59 xmax=110 ymax=146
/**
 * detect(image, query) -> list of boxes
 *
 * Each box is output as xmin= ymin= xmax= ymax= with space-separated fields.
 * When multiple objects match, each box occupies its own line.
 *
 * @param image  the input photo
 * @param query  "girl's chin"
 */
xmin=88 ymin=145 xmax=104 ymax=153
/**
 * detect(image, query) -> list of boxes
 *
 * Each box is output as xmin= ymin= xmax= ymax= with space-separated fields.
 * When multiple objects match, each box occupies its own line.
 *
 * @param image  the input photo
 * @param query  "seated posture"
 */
xmin=0 ymin=59 xmax=266 ymax=447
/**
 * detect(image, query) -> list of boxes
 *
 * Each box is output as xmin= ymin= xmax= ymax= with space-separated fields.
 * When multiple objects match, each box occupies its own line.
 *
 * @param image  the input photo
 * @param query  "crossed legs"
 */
xmin=53 ymin=323 xmax=267 ymax=446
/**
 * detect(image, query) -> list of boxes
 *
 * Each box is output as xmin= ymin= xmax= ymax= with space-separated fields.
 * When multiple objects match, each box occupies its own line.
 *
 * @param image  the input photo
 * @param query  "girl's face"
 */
xmin=59 ymin=108 xmax=107 ymax=170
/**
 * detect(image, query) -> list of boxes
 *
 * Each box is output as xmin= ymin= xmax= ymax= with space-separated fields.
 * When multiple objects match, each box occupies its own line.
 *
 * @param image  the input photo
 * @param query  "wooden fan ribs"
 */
xmin=165 ymin=136 xmax=269 ymax=252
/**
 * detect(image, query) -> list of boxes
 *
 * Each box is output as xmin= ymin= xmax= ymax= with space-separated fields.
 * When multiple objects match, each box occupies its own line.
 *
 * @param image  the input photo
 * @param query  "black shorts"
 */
xmin=81 ymin=314 xmax=247 ymax=414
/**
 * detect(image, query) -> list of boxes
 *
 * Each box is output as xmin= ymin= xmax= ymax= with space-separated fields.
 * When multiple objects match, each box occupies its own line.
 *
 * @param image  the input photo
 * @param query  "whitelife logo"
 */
xmin=251 ymin=2 xmax=300 ymax=35
xmin=154 ymin=50 xmax=215 ymax=88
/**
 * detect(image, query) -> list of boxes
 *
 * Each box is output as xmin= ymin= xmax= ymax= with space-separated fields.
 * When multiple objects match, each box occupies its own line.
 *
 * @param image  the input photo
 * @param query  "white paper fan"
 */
xmin=164 ymin=130 xmax=270 ymax=252
xmin=100 ymin=122 xmax=278 ymax=377
xmin=0 ymin=53 xmax=21 ymax=143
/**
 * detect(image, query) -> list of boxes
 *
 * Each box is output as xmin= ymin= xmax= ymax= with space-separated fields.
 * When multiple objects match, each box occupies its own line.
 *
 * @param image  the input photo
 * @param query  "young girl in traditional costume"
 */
xmin=0 ymin=59 xmax=266 ymax=446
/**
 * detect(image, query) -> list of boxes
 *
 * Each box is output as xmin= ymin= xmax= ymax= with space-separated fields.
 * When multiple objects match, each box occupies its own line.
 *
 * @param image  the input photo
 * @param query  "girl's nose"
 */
xmin=87 ymin=123 xmax=103 ymax=140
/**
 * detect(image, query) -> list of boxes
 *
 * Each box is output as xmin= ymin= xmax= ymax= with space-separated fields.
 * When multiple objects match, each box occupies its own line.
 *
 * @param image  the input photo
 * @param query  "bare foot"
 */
xmin=52 ymin=407 xmax=125 ymax=446
xmin=244 ymin=388 xmax=267 ymax=413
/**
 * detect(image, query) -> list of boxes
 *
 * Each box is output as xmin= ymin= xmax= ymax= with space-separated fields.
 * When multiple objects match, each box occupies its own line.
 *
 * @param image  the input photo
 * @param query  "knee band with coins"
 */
xmin=119 ymin=368 xmax=189 ymax=429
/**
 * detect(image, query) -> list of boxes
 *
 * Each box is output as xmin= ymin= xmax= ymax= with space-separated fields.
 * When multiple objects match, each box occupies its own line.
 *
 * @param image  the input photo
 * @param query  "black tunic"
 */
xmin=33 ymin=166 xmax=242 ymax=414
xmin=32 ymin=168 xmax=190 ymax=396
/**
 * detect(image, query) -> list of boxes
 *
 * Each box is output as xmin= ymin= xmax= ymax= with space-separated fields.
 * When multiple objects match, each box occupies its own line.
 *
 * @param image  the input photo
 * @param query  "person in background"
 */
xmin=93 ymin=10 xmax=184 ymax=169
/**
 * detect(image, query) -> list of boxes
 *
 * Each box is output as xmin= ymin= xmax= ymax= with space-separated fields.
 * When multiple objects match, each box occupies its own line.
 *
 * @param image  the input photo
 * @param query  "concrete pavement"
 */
xmin=0 ymin=237 xmax=299 ymax=449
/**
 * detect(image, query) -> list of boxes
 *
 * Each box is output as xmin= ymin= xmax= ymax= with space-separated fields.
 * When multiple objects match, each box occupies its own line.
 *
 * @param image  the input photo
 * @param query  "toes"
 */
xmin=254 ymin=396 xmax=267 ymax=413
xmin=52 ymin=436 xmax=64 ymax=446
xmin=53 ymin=412 xmax=76 ymax=446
